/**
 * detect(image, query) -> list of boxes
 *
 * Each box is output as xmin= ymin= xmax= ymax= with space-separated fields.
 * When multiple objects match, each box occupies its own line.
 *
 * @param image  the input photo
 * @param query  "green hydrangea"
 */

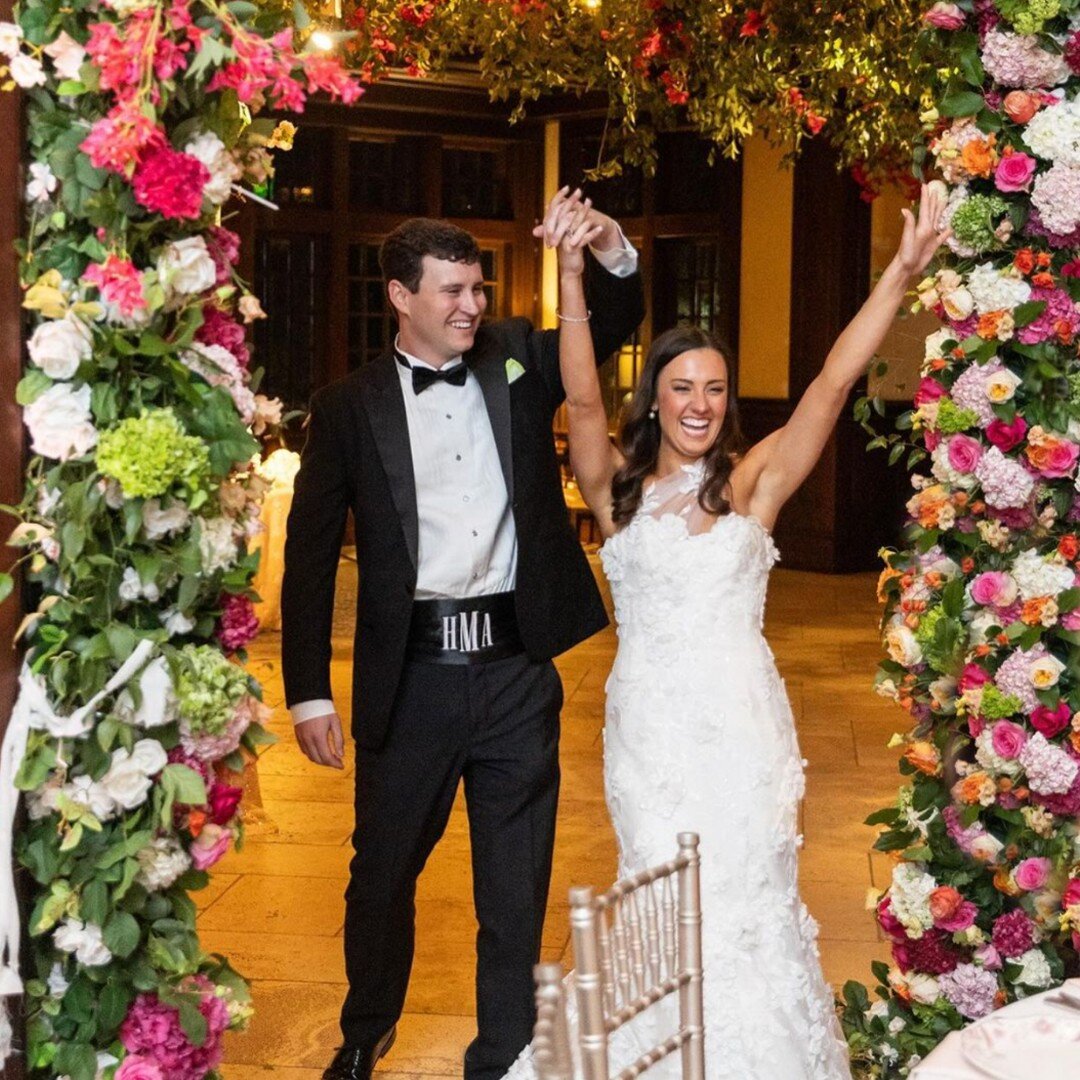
xmin=175 ymin=644 xmax=249 ymax=735
xmin=96 ymin=408 xmax=210 ymax=500
xmin=936 ymin=399 xmax=980 ymax=434
xmin=950 ymin=195 xmax=1010 ymax=254
xmin=1068 ymin=372 xmax=1080 ymax=408
xmin=915 ymin=606 xmax=946 ymax=649
xmin=999 ymin=0 xmax=1060 ymax=34
xmin=980 ymin=684 xmax=1023 ymax=720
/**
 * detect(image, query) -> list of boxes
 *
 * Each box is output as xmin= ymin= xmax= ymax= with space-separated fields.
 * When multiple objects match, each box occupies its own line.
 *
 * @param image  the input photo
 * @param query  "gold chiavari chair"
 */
xmin=532 ymin=832 xmax=705 ymax=1080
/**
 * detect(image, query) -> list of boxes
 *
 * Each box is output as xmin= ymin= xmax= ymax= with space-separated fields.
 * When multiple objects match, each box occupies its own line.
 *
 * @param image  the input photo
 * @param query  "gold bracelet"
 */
xmin=555 ymin=309 xmax=592 ymax=323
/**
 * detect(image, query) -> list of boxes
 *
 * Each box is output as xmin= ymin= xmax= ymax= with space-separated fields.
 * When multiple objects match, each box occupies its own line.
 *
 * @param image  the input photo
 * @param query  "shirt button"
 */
xmin=456 ymin=454 xmax=462 ymax=461
xmin=446 ymin=413 xmax=452 ymax=420
xmin=472 ymin=530 xmax=478 ymax=537
xmin=463 ymin=495 xmax=470 ymax=503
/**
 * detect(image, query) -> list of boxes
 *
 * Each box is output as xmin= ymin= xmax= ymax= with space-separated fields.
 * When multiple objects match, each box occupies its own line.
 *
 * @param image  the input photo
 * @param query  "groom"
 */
xmin=281 ymin=192 xmax=644 ymax=1079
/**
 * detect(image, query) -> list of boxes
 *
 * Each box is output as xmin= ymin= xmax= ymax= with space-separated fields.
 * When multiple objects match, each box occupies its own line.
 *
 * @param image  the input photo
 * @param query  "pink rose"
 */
xmin=975 ymin=943 xmax=1003 ymax=970
xmin=1039 ymin=439 xmax=1080 ymax=479
xmin=994 ymin=152 xmax=1037 ymax=193
xmin=1062 ymin=610 xmax=1080 ymax=631
xmin=970 ymin=571 xmax=1017 ymax=607
xmin=948 ymin=433 xmax=983 ymax=473
xmin=986 ymin=416 xmax=1028 ymax=451
xmin=969 ymin=715 xmax=986 ymax=738
xmin=877 ymin=896 xmax=907 ymax=942
xmin=992 ymin=720 xmax=1028 ymax=759
xmin=1064 ymin=878 xmax=1080 ymax=907
xmin=923 ymin=2 xmax=966 ymax=30
xmin=959 ymin=663 xmax=992 ymax=692
xmin=1014 ymin=857 xmax=1052 ymax=892
xmin=208 ymin=782 xmax=243 ymax=826
xmin=1031 ymin=702 xmax=1071 ymax=738
xmin=915 ymin=376 xmax=948 ymax=405
xmin=115 ymin=1056 xmax=163 ymax=1080
xmin=190 ymin=823 xmax=232 ymax=870
xmin=925 ymin=429 xmax=942 ymax=452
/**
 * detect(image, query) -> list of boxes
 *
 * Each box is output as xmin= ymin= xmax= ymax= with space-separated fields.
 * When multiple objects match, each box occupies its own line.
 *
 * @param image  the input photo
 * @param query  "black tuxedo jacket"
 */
xmin=281 ymin=260 xmax=645 ymax=750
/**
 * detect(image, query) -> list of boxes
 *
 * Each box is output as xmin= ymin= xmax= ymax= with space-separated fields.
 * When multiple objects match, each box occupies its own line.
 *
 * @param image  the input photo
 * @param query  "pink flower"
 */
xmin=948 ymin=433 xmax=983 ymax=473
xmin=930 ymin=886 xmax=978 ymax=932
xmin=197 ymin=307 xmax=250 ymax=370
xmin=82 ymin=255 xmax=146 ymax=320
xmin=115 ymin=1055 xmax=164 ymax=1080
xmin=1031 ymin=702 xmax=1071 ymax=739
xmin=1033 ymin=438 xmax=1080 ymax=479
xmin=132 ymin=145 xmax=209 ymax=221
xmin=992 ymin=909 xmax=1036 ymax=958
xmin=986 ymin=416 xmax=1028 ymax=452
xmin=994 ymin=152 xmax=1036 ymax=193
xmin=215 ymin=593 xmax=260 ymax=652
xmin=80 ymin=104 xmax=165 ymax=177
xmin=207 ymin=782 xmax=242 ymax=827
xmin=923 ymin=2 xmax=966 ymax=30
xmin=206 ymin=226 xmax=241 ymax=286
xmin=915 ymin=376 xmax=947 ymax=405
xmin=1064 ymin=878 xmax=1080 ymax=907
xmin=959 ymin=663 xmax=992 ymax=692
xmin=970 ymin=572 xmax=1017 ymax=607
xmin=190 ymin=822 xmax=232 ymax=870
xmin=975 ymin=942 xmax=1003 ymax=970
xmin=991 ymin=720 xmax=1028 ymax=759
xmin=1014 ymin=857 xmax=1052 ymax=892
xmin=877 ymin=896 xmax=907 ymax=942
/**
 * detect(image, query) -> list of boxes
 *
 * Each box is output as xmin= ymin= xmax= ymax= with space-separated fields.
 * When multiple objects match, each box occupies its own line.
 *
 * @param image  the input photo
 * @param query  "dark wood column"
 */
xmin=0 ymin=1 xmax=25 ymax=1072
xmin=742 ymin=139 xmax=908 ymax=572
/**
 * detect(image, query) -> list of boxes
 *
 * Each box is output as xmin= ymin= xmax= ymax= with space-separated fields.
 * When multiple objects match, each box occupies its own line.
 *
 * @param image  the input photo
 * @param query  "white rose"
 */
xmin=27 ymin=314 xmax=93 ymax=380
xmin=923 ymin=328 xmax=956 ymax=363
xmin=928 ymin=676 xmax=957 ymax=713
xmin=26 ymin=161 xmax=57 ymax=204
xmin=1030 ymin=654 xmax=1066 ymax=689
xmin=115 ymin=656 xmax=178 ymax=729
xmin=884 ymin=621 xmax=923 ymax=667
xmin=118 ymin=566 xmax=142 ymax=603
xmin=46 ymin=962 xmax=69 ymax=998
xmin=128 ymin=738 xmax=168 ymax=776
xmin=163 ymin=608 xmax=196 ymax=637
xmin=9 ymin=52 xmax=46 ymax=88
xmin=142 ymin=498 xmax=191 ymax=540
xmin=941 ymin=287 xmax=974 ymax=321
xmin=157 ymin=236 xmax=216 ymax=301
xmin=42 ymin=30 xmax=86 ymax=81
xmin=0 ymin=21 xmax=24 ymax=57
xmin=23 ymin=382 xmax=98 ymax=461
xmin=907 ymin=973 xmax=941 ymax=1005
xmin=63 ymin=775 xmax=116 ymax=821
xmin=184 ymin=132 xmax=241 ymax=205
xmin=198 ymin=515 xmax=239 ymax=574
xmin=136 ymin=836 xmax=192 ymax=892
xmin=969 ymin=832 xmax=1004 ymax=861
xmin=53 ymin=918 xmax=112 ymax=967
xmin=99 ymin=750 xmax=154 ymax=811
xmin=985 ymin=368 xmax=1022 ymax=403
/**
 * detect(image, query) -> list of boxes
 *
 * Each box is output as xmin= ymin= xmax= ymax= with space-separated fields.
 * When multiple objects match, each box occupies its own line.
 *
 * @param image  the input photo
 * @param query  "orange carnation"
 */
xmin=960 ymin=135 xmax=998 ymax=178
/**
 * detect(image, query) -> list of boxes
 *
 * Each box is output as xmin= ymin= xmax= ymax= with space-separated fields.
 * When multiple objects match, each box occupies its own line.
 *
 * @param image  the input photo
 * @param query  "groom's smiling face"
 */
xmin=391 ymin=255 xmax=487 ymax=367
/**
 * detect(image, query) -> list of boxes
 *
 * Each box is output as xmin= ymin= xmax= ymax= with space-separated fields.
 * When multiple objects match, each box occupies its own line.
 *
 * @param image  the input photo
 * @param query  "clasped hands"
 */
xmin=535 ymin=186 xmax=616 ymax=276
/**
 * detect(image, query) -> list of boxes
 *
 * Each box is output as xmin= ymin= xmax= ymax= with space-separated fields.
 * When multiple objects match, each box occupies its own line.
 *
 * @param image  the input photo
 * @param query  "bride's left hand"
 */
xmin=894 ymin=182 xmax=953 ymax=279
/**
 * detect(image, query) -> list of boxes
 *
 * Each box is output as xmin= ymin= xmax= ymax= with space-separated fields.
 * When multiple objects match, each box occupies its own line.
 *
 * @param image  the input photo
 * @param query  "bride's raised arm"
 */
xmin=552 ymin=193 xmax=623 ymax=535
xmin=738 ymin=183 xmax=952 ymax=527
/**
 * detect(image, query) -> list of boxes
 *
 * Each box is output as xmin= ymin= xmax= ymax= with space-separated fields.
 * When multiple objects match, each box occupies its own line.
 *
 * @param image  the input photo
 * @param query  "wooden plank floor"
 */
xmin=201 ymin=558 xmax=901 ymax=1076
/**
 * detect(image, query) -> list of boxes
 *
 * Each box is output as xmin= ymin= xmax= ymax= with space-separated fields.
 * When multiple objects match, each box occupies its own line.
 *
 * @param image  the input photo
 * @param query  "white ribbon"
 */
xmin=0 ymin=638 xmax=156 ymax=1032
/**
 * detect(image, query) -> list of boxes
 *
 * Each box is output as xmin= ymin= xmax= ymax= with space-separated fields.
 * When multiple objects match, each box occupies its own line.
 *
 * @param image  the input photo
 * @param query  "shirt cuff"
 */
xmin=290 ymin=699 xmax=336 ymax=725
xmin=589 ymin=225 xmax=638 ymax=278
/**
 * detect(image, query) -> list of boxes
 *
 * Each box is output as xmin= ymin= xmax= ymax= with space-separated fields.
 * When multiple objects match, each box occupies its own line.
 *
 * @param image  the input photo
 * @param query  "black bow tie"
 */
xmin=396 ymin=352 xmax=468 ymax=395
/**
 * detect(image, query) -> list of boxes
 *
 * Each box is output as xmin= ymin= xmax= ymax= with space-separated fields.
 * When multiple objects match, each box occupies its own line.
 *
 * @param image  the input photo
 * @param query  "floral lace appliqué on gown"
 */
xmin=503 ymin=462 xmax=852 ymax=1079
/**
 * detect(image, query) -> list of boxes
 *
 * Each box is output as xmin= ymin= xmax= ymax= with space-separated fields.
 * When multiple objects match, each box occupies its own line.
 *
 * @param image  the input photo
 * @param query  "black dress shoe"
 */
xmin=322 ymin=1028 xmax=397 ymax=1080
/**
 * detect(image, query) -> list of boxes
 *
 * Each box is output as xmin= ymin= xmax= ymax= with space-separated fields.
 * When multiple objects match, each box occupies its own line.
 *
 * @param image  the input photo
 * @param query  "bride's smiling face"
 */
xmin=653 ymin=347 xmax=729 ymax=465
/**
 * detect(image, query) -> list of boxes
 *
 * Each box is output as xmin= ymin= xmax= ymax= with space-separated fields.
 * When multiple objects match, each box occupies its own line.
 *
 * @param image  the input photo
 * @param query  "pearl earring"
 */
xmin=648 ymin=408 xmax=657 ymax=420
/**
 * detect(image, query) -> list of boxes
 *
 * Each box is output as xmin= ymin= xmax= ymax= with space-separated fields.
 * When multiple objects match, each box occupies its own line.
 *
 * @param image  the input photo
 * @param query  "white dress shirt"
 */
xmin=292 ymin=237 xmax=638 ymax=723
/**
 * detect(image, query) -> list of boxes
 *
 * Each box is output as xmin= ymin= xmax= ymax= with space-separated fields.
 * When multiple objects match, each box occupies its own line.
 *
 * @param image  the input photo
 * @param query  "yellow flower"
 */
xmin=23 ymin=269 xmax=68 ymax=318
xmin=269 ymin=121 xmax=297 ymax=151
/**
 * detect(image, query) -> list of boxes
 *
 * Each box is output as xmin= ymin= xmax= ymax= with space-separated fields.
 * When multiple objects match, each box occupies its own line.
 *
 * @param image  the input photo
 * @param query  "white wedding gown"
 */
xmin=504 ymin=462 xmax=852 ymax=1079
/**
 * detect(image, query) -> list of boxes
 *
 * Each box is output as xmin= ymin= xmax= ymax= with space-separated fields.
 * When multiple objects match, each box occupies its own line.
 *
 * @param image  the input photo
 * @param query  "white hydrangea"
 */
xmin=1015 ymin=947 xmax=1054 ymax=989
xmin=117 ymin=566 xmax=159 ymax=605
xmin=975 ymin=727 xmax=1024 ymax=778
xmin=1010 ymin=549 xmax=1075 ymax=601
xmin=1025 ymin=96 xmax=1080 ymax=166
xmin=198 ymin=515 xmax=239 ymax=574
xmin=1020 ymin=732 xmax=1079 ymax=795
xmin=932 ymin=442 xmax=979 ymax=489
xmin=53 ymin=918 xmax=112 ymax=967
xmin=966 ymin=262 xmax=1032 ymax=314
xmin=136 ymin=836 xmax=192 ymax=892
xmin=142 ymin=497 xmax=191 ymax=541
xmin=889 ymin=864 xmax=937 ymax=938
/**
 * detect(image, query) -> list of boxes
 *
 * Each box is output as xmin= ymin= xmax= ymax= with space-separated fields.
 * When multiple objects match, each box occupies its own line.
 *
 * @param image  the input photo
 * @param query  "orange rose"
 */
xmin=977 ymin=310 xmax=1007 ymax=339
xmin=905 ymin=741 xmax=941 ymax=776
xmin=1059 ymin=534 xmax=1079 ymax=561
xmin=994 ymin=866 xmax=1021 ymax=895
xmin=1004 ymin=90 xmax=1041 ymax=125
xmin=1032 ymin=272 xmax=1055 ymax=289
xmin=187 ymin=808 xmax=208 ymax=838
xmin=962 ymin=557 xmax=975 ymax=573
xmin=1021 ymin=596 xmax=1050 ymax=625
xmin=929 ymin=885 xmax=963 ymax=923
xmin=1014 ymin=247 xmax=1036 ymax=275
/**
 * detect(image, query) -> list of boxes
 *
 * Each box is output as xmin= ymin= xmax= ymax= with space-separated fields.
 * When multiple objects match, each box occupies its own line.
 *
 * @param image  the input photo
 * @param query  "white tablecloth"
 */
xmin=911 ymin=977 xmax=1080 ymax=1079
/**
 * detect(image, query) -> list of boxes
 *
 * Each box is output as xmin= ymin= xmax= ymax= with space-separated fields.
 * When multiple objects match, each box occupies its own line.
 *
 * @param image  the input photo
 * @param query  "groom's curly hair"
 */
xmin=612 ymin=325 xmax=746 ymax=527
xmin=379 ymin=219 xmax=481 ymax=293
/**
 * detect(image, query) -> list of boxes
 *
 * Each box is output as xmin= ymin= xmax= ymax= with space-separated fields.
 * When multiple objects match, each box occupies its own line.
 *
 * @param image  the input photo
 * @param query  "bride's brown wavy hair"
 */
xmin=611 ymin=325 xmax=746 ymax=527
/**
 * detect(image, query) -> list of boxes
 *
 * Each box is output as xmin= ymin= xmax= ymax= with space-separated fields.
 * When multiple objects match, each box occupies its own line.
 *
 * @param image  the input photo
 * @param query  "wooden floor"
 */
xmin=201 ymin=558 xmax=902 ymax=1077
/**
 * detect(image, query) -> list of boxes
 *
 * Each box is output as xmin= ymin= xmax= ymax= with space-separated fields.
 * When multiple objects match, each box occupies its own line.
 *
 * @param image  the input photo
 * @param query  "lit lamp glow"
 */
xmin=310 ymin=29 xmax=336 ymax=51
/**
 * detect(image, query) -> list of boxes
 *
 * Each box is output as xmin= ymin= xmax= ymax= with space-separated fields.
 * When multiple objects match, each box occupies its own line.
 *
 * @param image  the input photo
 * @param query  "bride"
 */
xmin=506 ymin=184 xmax=950 ymax=1079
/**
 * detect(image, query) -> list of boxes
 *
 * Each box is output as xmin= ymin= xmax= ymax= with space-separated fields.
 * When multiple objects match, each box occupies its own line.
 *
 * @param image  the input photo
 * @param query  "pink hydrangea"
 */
xmin=974 ymin=446 xmax=1035 ymax=510
xmin=951 ymin=360 xmax=1002 ymax=427
xmin=992 ymin=909 xmax=1036 ymax=957
xmin=215 ymin=593 xmax=260 ymax=653
xmin=994 ymin=645 xmax=1048 ymax=714
xmin=132 ymin=145 xmax=210 ymax=221
xmin=895 ymin=929 xmax=964 ymax=975
xmin=205 ymin=226 xmax=241 ymax=286
xmin=1016 ymin=286 xmax=1080 ymax=346
xmin=197 ymin=307 xmax=250 ymax=370
xmin=82 ymin=255 xmax=147 ymax=320
xmin=180 ymin=693 xmax=264 ymax=762
xmin=1024 ymin=206 xmax=1080 ymax=249
xmin=939 ymin=962 xmax=1000 ymax=1019
xmin=980 ymin=29 xmax=1071 ymax=88
xmin=1021 ymin=732 xmax=1079 ymax=794
xmin=120 ymin=977 xmax=229 ymax=1080
xmin=1032 ymin=743 xmax=1080 ymax=814
xmin=115 ymin=1056 xmax=163 ymax=1080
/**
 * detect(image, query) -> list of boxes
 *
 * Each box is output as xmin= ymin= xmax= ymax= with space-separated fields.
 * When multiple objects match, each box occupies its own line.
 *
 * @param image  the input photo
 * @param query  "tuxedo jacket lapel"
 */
xmin=467 ymin=340 xmax=514 ymax=504
xmin=360 ymin=354 xmax=419 ymax=571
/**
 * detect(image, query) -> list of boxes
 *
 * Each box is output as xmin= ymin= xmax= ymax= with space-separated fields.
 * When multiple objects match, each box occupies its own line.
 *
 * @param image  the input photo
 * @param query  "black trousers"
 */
xmin=340 ymin=654 xmax=563 ymax=1079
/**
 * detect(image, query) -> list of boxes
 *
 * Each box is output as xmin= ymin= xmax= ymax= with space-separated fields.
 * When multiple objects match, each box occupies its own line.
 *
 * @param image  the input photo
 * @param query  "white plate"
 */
xmin=961 ymin=1014 xmax=1080 ymax=1079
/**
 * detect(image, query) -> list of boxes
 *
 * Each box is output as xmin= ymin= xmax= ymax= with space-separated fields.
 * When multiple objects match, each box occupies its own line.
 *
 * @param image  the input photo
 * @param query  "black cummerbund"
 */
xmin=406 ymin=592 xmax=523 ymax=665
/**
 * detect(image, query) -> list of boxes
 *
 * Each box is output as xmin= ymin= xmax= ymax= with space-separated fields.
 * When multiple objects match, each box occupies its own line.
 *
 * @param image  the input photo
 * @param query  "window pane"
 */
xmin=559 ymin=120 xmax=643 ymax=218
xmin=269 ymin=127 xmax=332 ymax=208
xmin=347 ymin=242 xmax=396 ymax=369
xmin=349 ymin=136 xmax=426 ymax=214
xmin=442 ymin=147 xmax=512 ymax=220
xmin=654 ymin=131 xmax=741 ymax=216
